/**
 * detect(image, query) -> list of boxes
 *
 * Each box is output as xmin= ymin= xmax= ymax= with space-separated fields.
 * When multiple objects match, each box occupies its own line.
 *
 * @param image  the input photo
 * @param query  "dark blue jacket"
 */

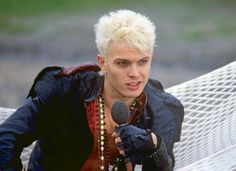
xmin=0 ymin=66 xmax=184 ymax=171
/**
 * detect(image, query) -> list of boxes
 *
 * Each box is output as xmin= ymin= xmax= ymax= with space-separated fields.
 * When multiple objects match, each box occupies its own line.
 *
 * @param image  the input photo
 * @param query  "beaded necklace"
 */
xmin=97 ymin=94 xmax=119 ymax=171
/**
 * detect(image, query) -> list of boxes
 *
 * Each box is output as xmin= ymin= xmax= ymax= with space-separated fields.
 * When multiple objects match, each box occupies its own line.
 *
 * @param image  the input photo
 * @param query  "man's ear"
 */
xmin=96 ymin=54 xmax=106 ymax=70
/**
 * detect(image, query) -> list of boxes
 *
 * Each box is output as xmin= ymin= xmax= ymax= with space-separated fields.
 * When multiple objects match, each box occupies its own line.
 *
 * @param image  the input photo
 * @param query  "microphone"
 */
xmin=111 ymin=100 xmax=133 ymax=171
xmin=111 ymin=100 xmax=130 ymax=125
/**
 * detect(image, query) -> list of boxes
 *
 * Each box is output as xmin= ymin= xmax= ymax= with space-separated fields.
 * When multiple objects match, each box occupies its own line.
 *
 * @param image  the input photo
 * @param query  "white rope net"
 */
xmin=167 ymin=61 xmax=236 ymax=171
xmin=0 ymin=61 xmax=235 ymax=170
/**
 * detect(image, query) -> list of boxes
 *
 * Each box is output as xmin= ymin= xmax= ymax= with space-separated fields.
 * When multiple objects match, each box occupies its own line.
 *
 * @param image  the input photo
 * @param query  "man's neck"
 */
xmin=102 ymin=86 xmax=135 ymax=112
xmin=102 ymin=91 xmax=134 ymax=111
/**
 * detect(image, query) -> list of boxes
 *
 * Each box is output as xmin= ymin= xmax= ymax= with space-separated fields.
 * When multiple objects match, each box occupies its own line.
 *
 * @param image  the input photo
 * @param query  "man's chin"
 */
xmin=123 ymin=90 xmax=143 ymax=98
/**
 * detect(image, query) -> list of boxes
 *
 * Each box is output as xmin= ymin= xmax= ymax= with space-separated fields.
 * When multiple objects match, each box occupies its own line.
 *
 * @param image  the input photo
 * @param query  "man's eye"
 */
xmin=116 ymin=61 xmax=129 ymax=67
xmin=138 ymin=59 xmax=148 ymax=65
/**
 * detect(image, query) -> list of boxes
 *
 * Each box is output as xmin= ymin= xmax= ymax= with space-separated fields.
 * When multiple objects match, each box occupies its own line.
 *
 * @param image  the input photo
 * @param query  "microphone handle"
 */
xmin=125 ymin=158 xmax=133 ymax=171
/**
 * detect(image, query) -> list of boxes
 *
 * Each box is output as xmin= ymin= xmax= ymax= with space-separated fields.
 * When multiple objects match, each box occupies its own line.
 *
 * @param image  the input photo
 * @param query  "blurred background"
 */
xmin=0 ymin=0 xmax=235 ymax=108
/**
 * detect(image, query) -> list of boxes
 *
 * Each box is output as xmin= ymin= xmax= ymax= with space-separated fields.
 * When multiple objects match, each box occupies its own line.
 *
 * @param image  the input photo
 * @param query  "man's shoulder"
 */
xmin=145 ymin=78 xmax=183 ymax=110
xmin=27 ymin=64 xmax=101 ymax=104
xmin=146 ymin=78 xmax=164 ymax=91
xmin=27 ymin=66 xmax=63 ymax=99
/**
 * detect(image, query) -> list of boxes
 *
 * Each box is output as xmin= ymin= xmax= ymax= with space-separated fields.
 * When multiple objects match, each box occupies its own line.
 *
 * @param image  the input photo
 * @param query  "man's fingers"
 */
xmin=112 ymin=131 xmax=125 ymax=156
xmin=112 ymin=131 xmax=119 ymax=138
xmin=119 ymin=150 xmax=125 ymax=156
xmin=114 ymin=137 xmax=121 ymax=144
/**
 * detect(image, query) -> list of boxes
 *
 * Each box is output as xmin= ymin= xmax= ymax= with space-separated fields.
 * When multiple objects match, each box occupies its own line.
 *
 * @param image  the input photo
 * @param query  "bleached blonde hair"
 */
xmin=94 ymin=9 xmax=156 ymax=57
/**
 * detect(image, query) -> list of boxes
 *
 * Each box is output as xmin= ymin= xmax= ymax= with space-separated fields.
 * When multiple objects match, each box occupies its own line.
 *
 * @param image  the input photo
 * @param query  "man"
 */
xmin=0 ymin=9 xmax=184 ymax=171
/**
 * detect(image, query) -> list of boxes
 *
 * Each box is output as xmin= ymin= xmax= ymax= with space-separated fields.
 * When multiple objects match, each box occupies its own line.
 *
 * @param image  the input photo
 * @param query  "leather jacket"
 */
xmin=0 ymin=65 xmax=184 ymax=171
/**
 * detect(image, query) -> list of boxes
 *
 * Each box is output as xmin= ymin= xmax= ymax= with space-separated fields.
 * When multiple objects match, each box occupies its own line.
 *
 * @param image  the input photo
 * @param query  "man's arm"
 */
xmin=0 ymin=98 xmax=44 ymax=171
xmin=0 ymin=67 xmax=71 ymax=171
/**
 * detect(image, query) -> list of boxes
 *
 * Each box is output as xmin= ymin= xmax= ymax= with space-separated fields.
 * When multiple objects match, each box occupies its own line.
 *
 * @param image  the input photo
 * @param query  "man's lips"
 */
xmin=125 ymin=81 xmax=142 ymax=90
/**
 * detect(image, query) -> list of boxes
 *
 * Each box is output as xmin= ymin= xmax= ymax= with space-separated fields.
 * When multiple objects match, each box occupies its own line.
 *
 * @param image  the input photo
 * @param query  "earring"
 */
xmin=98 ymin=70 xmax=104 ymax=76
xmin=104 ymin=71 xmax=108 ymax=79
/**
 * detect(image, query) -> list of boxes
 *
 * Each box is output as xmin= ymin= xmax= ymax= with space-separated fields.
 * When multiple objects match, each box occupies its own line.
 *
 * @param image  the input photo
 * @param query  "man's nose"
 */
xmin=127 ymin=65 xmax=139 ymax=77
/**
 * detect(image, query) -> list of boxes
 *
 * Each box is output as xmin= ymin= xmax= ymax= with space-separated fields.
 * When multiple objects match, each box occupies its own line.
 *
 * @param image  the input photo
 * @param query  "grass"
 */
xmin=0 ymin=0 xmax=150 ymax=17
xmin=0 ymin=0 xmax=235 ymax=40
xmin=0 ymin=0 xmax=140 ymax=33
xmin=1 ymin=0 xmax=236 ymax=17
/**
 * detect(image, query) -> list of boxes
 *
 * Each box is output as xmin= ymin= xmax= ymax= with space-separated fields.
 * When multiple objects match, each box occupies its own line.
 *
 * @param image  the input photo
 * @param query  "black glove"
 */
xmin=115 ymin=125 xmax=156 ymax=157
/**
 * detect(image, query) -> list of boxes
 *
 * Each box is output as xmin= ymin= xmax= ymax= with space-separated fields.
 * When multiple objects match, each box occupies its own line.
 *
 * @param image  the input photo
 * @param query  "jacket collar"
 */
xmin=83 ymin=74 xmax=104 ymax=103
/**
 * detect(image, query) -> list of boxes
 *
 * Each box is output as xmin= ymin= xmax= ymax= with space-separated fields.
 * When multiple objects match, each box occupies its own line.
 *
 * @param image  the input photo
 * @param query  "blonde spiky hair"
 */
xmin=94 ymin=9 xmax=156 ymax=56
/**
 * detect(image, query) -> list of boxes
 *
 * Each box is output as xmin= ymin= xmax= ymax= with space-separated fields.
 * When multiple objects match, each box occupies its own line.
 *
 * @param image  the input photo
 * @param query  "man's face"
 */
xmin=98 ymin=41 xmax=153 ymax=99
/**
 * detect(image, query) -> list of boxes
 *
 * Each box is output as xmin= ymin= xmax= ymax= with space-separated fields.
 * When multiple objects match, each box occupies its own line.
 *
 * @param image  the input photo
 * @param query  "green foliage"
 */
xmin=0 ymin=0 xmax=138 ymax=17
xmin=1 ymin=0 xmax=236 ymax=17
xmin=0 ymin=0 xmax=236 ymax=37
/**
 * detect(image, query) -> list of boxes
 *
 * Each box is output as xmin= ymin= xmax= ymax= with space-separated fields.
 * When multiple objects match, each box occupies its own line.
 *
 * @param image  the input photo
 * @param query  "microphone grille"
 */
xmin=111 ymin=100 xmax=130 ymax=125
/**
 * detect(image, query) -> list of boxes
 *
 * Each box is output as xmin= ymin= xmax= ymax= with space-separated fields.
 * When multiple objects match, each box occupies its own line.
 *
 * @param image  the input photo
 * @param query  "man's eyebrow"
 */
xmin=138 ymin=56 xmax=151 ymax=61
xmin=115 ymin=56 xmax=150 ymax=61
xmin=140 ymin=56 xmax=150 ymax=59
xmin=114 ymin=58 xmax=130 ymax=62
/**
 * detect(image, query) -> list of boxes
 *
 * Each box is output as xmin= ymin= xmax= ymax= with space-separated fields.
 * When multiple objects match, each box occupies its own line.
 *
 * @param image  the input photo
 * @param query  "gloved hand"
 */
xmin=115 ymin=125 xmax=156 ymax=157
